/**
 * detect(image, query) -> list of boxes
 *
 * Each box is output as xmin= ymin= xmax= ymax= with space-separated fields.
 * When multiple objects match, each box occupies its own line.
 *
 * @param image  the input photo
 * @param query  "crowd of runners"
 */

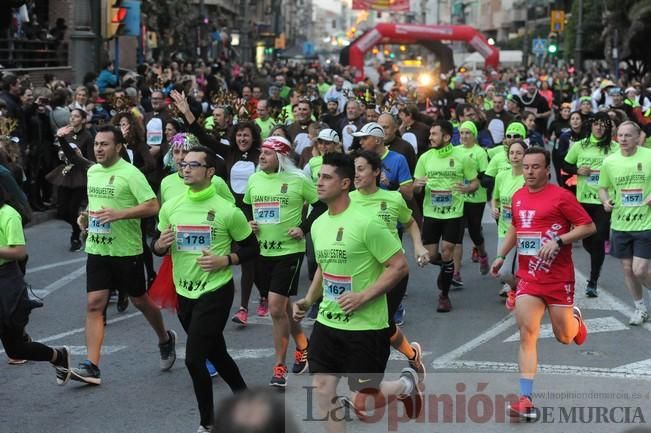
xmin=1 ymin=57 xmax=651 ymax=431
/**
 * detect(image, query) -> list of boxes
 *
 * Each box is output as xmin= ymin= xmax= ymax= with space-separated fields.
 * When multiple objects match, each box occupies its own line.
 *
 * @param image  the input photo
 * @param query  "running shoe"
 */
xmin=479 ymin=255 xmax=490 ymax=275
xmin=408 ymin=342 xmax=426 ymax=383
xmin=508 ymin=395 xmax=537 ymax=420
xmin=585 ymin=281 xmax=598 ymax=298
xmin=436 ymin=295 xmax=452 ymax=313
xmin=70 ymin=360 xmax=101 ymax=385
xmin=573 ymin=306 xmax=587 ymax=345
xmin=206 ymin=360 xmax=218 ymax=378
xmin=471 ymin=246 xmax=480 ymax=263
xmin=629 ymin=308 xmax=649 ymax=326
xmin=117 ymin=290 xmax=129 ymax=313
xmin=54 ymin=346 xmax=71 ymax=385
xmin=256 ymin=297 xmax=269 ymax=317
xmin=505 ymin=290 xmax=516 ymax=311
xmin=231 ymin=307 xmax=248 ymax=326
xmin=69 ymin=238 xmax=82 ymax=252
xmin=7 ymin=358 xmax=26 ymax=365
xmin=159 ymin=330 xmax=177 ymax=371
xmin=197 ymin=425 xmax=213 ymax=433
xmin=394 ymin=303 xmax=405 ymax=326
xmin=499 ymin=283 xmax=511 ymax=297
xmin=292 ymin=342 xmax=309 ymax=374
xmin=451 ymin=272 xmax=463 ymax=287
xmin=270 ymin=364 xmax=288 ymax=388
xmin=397 ymin=367 xmax=423 ymax=419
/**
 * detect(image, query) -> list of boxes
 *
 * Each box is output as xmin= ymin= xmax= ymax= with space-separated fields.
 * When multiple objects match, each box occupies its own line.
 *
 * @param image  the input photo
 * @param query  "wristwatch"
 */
xmin=554 ymin=235 xmax=564 ymax=247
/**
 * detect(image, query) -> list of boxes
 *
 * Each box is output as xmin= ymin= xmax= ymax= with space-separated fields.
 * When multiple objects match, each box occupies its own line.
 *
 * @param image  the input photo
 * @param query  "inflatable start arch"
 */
xmin=348 ymin=23 xmax=500 ymax=79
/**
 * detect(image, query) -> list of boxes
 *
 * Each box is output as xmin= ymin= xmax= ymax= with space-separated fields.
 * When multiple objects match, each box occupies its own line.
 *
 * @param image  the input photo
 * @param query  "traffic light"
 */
xmin=105 ymin=0 xmax=140 ymax=39
xmin=547 ymin=32 xmax=558 ymax=55
xmin=106 ymin=0 xmax=126 ymax=39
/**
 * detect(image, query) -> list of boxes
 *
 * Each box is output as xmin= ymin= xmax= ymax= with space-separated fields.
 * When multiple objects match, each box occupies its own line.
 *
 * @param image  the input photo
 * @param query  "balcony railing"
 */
xmin=0 ymin=38 xmax=68 ymax=69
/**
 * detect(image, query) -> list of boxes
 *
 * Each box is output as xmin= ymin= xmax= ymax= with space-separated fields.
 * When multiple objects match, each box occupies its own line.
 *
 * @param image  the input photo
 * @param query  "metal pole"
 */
xmin=70 ymin=0 xmax=97 ymax=84
xmin=575 ymin=0 xmax=583 ymax=69
xmin=114 ymin=37 xmax=120 ymax=86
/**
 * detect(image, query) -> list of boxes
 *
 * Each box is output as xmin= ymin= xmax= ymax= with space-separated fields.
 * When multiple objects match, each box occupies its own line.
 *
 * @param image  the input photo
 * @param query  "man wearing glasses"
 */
xmin=155 ymin=145 xmax=259 ymax=432
xmin=144 ymin=90 xmax=172 ymax=157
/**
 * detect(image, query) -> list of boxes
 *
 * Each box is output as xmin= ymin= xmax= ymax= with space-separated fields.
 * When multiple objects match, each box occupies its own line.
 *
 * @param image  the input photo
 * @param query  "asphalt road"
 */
xmin=1 ymin=217 xmax=650 ymax=433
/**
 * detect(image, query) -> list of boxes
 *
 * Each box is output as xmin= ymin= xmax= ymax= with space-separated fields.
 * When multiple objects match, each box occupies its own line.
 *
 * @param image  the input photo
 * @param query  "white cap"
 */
xmin=352 ymin=122 xmax=385 ymax=138
xmin=317 ymin=128 xmax=340 ymax=143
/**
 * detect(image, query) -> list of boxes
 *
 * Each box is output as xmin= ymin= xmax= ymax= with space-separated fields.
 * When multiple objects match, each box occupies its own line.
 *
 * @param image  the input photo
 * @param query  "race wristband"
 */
xmin=496 ymin=255 xmax=506 ymax=260
xmin=227 ymin=254 xmax=233 ymax=265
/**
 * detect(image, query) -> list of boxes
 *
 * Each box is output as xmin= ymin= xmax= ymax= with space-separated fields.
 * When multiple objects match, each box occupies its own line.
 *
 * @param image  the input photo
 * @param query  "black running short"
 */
xmin=254 ymin=253 xmax=304 ymax=297
xmin=421 ymin=216 xmax=464 ymax=245
xmin=86 ymin=254 xmax=146 ymax=297
xmin=308 ymin=321 xmax=390 ymax=392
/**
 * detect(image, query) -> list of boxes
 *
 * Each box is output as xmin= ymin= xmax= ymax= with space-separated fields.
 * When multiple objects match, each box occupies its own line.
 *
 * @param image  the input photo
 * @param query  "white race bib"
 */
xmin=88 ymin=212 xmax=111 ymax=234
xmin=621 ymin=188 xmax=644 ymax=207
xmin=322 ymin=272 xmax=352 ymax=301
xmin=517 ymin=232 xmax=541 ymax=256
xmin=176 ymin=225 xmax=211 ymax=252
xmin=253 ymin=202 xmax=280 ymax=224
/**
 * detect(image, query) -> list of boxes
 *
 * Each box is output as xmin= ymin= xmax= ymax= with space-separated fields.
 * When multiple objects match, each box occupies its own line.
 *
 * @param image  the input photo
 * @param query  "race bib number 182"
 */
xmin=517 ymin=232 xmax=541 ymax=256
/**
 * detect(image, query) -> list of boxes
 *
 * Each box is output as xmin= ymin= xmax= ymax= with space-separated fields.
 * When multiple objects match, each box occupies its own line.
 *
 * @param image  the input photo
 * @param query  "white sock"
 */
xmin=400 ymin=376 xmax=414 ymax=395
xmin=634 ymin=299 xmax=647 ymax=311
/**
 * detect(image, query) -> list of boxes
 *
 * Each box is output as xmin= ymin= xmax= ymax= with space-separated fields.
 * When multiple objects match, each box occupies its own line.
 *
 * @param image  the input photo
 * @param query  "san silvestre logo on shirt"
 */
xmin=252 ymin=194 xmax=289 ymax=206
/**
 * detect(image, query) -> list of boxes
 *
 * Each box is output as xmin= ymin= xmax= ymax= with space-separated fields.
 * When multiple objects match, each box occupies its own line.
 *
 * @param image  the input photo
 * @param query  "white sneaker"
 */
xmin=629 ymin=309 xmax=649 ymax=326
xmin=197 ymin=425 xmax=213 ymax=433
xmin=499 ymin=283 xmax=511 ymax=297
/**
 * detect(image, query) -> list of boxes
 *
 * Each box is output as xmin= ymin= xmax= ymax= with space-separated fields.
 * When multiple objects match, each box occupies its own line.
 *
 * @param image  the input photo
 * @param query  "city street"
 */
xmin=1 ymin=216 xmax=649 ymax=433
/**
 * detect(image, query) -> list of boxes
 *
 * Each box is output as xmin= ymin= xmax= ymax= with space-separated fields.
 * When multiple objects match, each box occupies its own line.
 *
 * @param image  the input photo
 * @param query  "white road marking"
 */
xmin=430 ymin=267 xmax=651 ymax=379
xmin=31 ymin=265 xmax=86 ymax=298
xmin=436 ymin=360 xmax=651 ymax=380
xmin=502 ymin=317 xmax=628 ymax=342
xmin=176 ymin=347 xmax=277 ymax=360
xmin=431 ymin=314 xmax=515 ymax=365
xmin=27 ymin=257 xmax=86 ymax=273
xmin=66 ymin=345 xmax=126 ymax=355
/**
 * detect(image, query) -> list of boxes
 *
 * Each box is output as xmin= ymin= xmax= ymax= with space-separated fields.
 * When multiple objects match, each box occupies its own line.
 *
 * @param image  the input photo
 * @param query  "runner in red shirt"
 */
xmin=490 ymin=147 xmax=595 ymax=420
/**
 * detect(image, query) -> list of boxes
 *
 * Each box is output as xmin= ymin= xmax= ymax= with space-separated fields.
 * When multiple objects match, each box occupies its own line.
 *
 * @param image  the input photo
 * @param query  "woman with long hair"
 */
xmin=47 ymin=113 xmax=94 ymax=251
xmin=563 ymin=112 xmax=619 ymax=297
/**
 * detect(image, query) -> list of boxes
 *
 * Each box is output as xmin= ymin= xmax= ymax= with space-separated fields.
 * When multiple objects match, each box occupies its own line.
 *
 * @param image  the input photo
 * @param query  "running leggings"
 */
xmin=177 ymin=281 xmax=247 ymax=426
xmin=1 ymin=328 xmax=52 ymax=361
xmin=581 ymin=203 xmax=611 ymax=284
xmin=463 ymin=202 xmax=486 ymax=247
xmin=387 ymin=274 xmax=409 ymax=335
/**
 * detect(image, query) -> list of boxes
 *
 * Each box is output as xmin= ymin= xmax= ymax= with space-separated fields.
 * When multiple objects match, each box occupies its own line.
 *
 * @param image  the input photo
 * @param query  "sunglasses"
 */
xmin=505 ymin=134 xmax=523 ymax=139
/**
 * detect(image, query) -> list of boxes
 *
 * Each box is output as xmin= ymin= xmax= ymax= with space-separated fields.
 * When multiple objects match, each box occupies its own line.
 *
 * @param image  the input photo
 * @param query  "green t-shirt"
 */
xmin=160 ymin=172 xmax=235 ymax=205
xmin=312 ymin=203 xmax=402 ymax=331
xmin=0 ymin=205 xmax=25 ymax=267
xmin=307 ymin=155 xmax=323 ymax=184
xmin=599 ymin=147 xmax=651 ymax=232
xmin=457 ymin=144 xmax=489 ymax=203
xmin=86 ymin=158 xmax=156 ymax=257
xmin=565 ymin=136 xmax=619 ymax=204
xmin=413 ymin=145 xmax=478 ymax=219
xmin=493 ymin=170 xmax=525 ymax=238
xmin=487 ymin=145 xmax=505 ymax=161
xmin=255 ymin=117 xmax=276 ymax=140
xmin=244 ymin=170 xmax=317 ymax=257
xmin=349 ymin=188 xmax=412 ymax=240
xmin=485 ymin=149 xmax=511 ymax=177
xmin=158 ymin=186 xmax=252 ymax=299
